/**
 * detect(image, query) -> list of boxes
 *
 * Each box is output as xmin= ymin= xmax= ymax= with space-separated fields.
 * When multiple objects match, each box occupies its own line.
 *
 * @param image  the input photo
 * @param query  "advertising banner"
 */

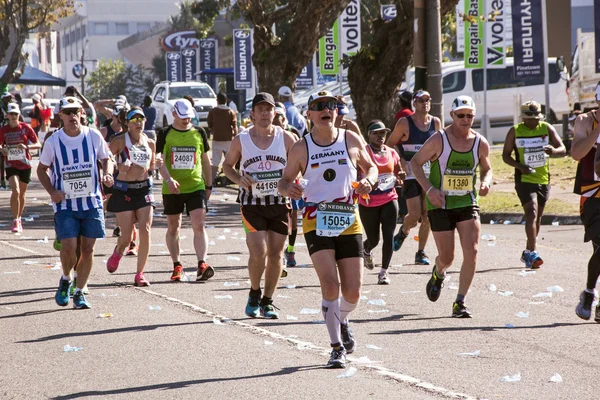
xmin=166 ymin=51 xmax=182 ymax=82
xmin=340 ymin=0 xmax=361 ymax=81
xmin=596 ymin=0 xmax=600 ymax=73
xmin=511 ymin=0 xmax=544 ymax=78
xmin=319 ymin=21 xmax=339 ymax=75
xmin=456 ymin=0 xmax=465 ymax=52
xmin=233 ymin=29 xmax=253 ymax=90
xmin=485 ymin=0 xmax=507 ymax=68
xmin=181 ymin=48 xmax=198 ymax=82
xmin=464 ymin=0 xmax=484 ymax=69
xmin=381 ymin=4 xmax=396 ymax=21
xmin=296 ymin=56 xmax=316 ymax=88
xmin=199 ymin=39 xmax=218 ymax=90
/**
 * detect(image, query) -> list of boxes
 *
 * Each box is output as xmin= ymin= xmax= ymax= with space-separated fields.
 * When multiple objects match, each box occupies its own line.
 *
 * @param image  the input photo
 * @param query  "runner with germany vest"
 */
xmin=359 ymin=120 xmax=404 ymax=285
xmin=572 ymin=82 xmax=600 ymax=321
xmin=157 ymin=99 xmax=214 ymax=282
xmin=0 ymin=103 xmax=41 ymax=233
xmin=278 ymin=90 xmax=377 ymax=369
xmin=502 ymin=100 xmax=565 ymax=269
xmin=223 ymin=93 xmax=296 ymax=319
xmin=106 ymin=107 xmax=156 ymax=286
xmin=410 ymin=96 xmax=492 ymax=318
xmin=37 ymin=96 xmax=114 ymax=309
xmin=386 ymin=90 xmax=441 ymax=265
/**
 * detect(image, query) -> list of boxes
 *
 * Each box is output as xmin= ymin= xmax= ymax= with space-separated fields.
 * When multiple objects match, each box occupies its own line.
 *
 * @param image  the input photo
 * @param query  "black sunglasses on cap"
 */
xmin=309 ymin=100 xmax=337 ymax=112
xmin=523 ymin=111 xmax=540 ymax=116
xmin=455 ymin=113 xmax=474 ymax=119
xmin=62 ymin=108 xmax=81 ymax=115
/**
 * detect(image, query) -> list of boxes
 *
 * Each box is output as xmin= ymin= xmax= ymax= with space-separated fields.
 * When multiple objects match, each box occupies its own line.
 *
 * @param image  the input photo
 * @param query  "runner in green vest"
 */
xmin=502 ymin=100 xmax=565 ymax=269
xmin=410 ymin=95 xmax=492 ymax=318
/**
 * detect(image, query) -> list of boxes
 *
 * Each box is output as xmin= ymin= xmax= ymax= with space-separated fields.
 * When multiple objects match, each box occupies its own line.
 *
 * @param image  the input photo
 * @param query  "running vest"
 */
xmin=400 ymin=115 xmax=435 ymax=179
xmin=366 ymin=145 xmax=396 ymax=194
xmin=121 ymin=132 xmax=151 ymax=170
xmin=45 ymin=127 xmax=107 ymax=212
xmin=574 ymin=115 xmax=600 ymax=197
xmin=161 ymin=126 xmax=206 ymax=195
xmin=514 ymin=122 xmax=550 ymax=185
xmin=238 ymin=126 xmax=288 ymax=206
xmin=426 ymin=129 xmax=481 ymax=211
xmin=105 ymin=123 xmax=121 ymax=143
xmin=302 ymin=129 xmax=361 ymax=236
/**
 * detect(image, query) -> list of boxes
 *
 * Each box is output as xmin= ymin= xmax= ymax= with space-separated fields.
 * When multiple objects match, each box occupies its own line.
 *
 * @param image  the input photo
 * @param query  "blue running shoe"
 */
xmin=73 ymin=291 xmax=91 ymax=309
xmin=284 ymin=249 xmax=297 ymax=267
xmin=529 ymin=251 xmax=543 ymax=269
xmin=520 ymin=250 xmax=532 ymax=268
xmin=393 ymin=226 xmax=407 ymax=252
xmin=55 ymin=277 xmax=71 ymax=307
xmin=415 ymin=250 xmax=430 ymax=265
xmin=245 ymin=291 xmax=261 ymax=318
xmin=260 ymin=300 xmax=279 ymax=319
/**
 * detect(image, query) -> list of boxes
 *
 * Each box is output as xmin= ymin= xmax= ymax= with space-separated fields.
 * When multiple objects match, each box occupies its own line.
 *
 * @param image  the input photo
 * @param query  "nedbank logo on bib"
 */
xmin=318 ymin=203 xmax=354 ymax=213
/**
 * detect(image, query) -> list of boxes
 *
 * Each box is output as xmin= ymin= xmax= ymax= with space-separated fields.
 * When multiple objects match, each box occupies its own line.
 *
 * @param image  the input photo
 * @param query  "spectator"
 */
xmin=142 ymin=95 xmax=157 ymax=141
xmin=394 ymin=90 xmax=414 ymax=123
xmin=208 ymin=92 xmax=238 ymax=183
xmin=278 ymin=85 xmax=307 ymax=135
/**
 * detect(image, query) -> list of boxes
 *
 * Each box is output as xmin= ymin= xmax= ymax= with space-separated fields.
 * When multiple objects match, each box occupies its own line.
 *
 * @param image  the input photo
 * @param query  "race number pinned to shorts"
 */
xmin=377 ymin=173 xmax=395 ymax=191
xmin=7 ymin=147 xmax=26 ymax=161
xmin=516 ymin=137 xmax=548 ymax=169
xmin=129 ymin=148 xmax=151 ymax=169
xmin=63 ymin=170 xmax=93 ymax=199
xmin=251 ymin=170 xmax=282 ymax=197
xmin=171 ymin=146 xmax=196 ymax=170
xmin=442 ymin=168 xmax=473 ymax=196
xmin=316 ymin=202 xmax=356 ymax=237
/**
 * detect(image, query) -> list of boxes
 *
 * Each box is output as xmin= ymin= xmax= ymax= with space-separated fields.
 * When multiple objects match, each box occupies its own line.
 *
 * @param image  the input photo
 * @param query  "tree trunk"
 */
xmin=242 ymin=0 xmax=350 ymax=96
xmin=0 ymin=0 xmax=28 ymax=86
xmin=348 ymin=0 xmax=459 ymax=132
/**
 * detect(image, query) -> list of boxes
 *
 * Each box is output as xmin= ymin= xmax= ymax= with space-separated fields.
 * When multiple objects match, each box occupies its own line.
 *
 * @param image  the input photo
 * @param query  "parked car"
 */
xmin=150 ymin=81 xmax=217 ymax=129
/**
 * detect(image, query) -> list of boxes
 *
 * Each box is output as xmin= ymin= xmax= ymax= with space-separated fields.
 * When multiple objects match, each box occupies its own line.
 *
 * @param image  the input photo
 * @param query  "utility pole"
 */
xmin=414 ymin=0 xmax=427 ymax=92
xmin=80 ymin=44 xmax=85 ymax=96
xmin=426 ymin=0 xmax=443 ymax=124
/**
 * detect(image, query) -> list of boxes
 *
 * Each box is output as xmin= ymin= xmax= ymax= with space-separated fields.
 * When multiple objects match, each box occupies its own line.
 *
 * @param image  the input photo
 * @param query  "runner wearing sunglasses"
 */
xmin=386 ymin=90 xmax=441 ymax=265
xmin=410 ymin=95 xmax=492 ymax=318
xmin=278 ymin=90 xmax=377 ymax=369
xmin=106 ymin=107 xmax=156 ymax=286
xmin=502 ymin=100 xmax=565 ymax=269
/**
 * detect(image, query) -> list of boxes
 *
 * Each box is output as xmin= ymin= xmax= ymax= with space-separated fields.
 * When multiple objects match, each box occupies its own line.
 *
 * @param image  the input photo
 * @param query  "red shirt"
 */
xmin=0 ymin=122 xmax=38 ymax=170
xmin=394 ymin=108 xmax=414 ymax=122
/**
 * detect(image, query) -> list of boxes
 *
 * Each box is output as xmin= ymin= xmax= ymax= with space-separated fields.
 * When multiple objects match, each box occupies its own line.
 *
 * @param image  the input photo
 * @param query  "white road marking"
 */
xmin=0 ymin=240 xmax=42 ymax=255
xmin=133 ymin=286 xmax=477 ymax=400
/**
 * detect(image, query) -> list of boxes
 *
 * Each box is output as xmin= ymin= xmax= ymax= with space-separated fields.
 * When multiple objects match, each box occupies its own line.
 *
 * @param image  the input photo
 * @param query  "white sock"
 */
xmin=322 ymin=298 xmax=342 ymax=346
xmin=339 ymin=297 xmax=358 ymax=324
xmin=61 ymin=274 xmax=71 ymax=281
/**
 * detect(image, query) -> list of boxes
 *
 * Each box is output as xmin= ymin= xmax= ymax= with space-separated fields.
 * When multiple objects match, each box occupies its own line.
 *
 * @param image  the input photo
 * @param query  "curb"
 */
xmin=480 ymin=213 xmax=581 ymax=225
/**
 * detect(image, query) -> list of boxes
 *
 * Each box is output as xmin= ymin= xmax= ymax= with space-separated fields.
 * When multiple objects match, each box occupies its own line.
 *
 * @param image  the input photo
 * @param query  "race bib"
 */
xmin=251 ymin=170 xmax=282 ymax=197
xmin=7 ymin=147 xmax=26 ymax=161
xmin=516 ymin=137 xmax=548 ymax=168
xmin=442 ymin=169 xmax=473 ymax=196
xmin=171 ymin=146 xmax=196 ymax=170
xmin=377 ymin=173 xmax=395 ymax=191
xmin=129 ymin=147 xmax=151 ymax=169
xmin=63 ymin=170 xmax=93 ymax=199
xmin=316 ymin=202 xmax=356 ymax=237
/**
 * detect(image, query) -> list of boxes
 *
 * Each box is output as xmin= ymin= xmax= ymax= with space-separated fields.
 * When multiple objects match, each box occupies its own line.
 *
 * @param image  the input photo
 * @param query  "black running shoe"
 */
xmin=340 ymin=322 xmax=355 ymax=354
xmin=326 ymin=346 xmax=347 ymax=369
xmin=113 ymin=226 xmax=121 ymax=237
xmin=576 ymin=290 xmax=595 ymax=320
xmin=426 ymin=265 xmax=444 ymax=302
xmin=595 ymin=304 xmax=600 ymax=324
xmin=452 ymin=301 xmax=472 ymax=318
xmin=393 ymin=226 xmax=407 ymax=251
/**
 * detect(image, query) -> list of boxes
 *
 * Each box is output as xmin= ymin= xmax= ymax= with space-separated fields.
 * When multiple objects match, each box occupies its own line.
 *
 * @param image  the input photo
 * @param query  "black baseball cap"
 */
xmin=252 ymin=92 xmax=276 ymax=109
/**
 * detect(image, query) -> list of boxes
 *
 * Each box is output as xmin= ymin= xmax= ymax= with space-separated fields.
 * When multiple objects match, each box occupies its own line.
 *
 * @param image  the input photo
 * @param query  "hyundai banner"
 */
xmin=381 ymin=4 xmax=396 ymax=21
xmin=595 ymin=0 xmax=600 ymax=73
xmin=296 ymin=56 xmax=316 ymax=88
xmin=233 ymin=29 xmax=253 ymax=90
xmin=181 ymin=48 xmax=198 ymax=82
xmin=511 ymin=0 xmax=544 ymax=78
xmin=199 ymin=39 xmax=218 ymax=91
xmin=166 ymin=51 xmax=182 ymax=82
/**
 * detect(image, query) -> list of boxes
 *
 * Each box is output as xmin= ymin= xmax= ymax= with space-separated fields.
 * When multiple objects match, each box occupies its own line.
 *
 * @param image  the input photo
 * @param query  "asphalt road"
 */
xmin=1 ymin=178 xmax=598 ymax=400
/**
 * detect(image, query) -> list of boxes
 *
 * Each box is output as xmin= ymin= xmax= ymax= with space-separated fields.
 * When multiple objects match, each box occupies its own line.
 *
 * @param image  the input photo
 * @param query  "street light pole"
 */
xmin=426 ymin=0 xmax=443 ymax=124
xmin=414 ymin=0 xmax=427 ymax=91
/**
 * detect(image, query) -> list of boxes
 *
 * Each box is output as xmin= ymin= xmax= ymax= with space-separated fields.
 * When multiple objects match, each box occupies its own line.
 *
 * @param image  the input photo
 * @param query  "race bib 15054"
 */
xmin=316 ymin=202 xmax=356 ymax=237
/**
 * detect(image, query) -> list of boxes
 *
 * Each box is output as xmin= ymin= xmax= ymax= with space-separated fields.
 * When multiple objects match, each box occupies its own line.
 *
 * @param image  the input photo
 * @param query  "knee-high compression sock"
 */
xmin=288 ymin=229 xmax=297 ymax=251
xmin=586 ymin=242 xmax=600 ymax=291
xmin=322 ymin=298 xmax=342 ymax=346
xmin=339 ymin=297 xmax=358 ymax=324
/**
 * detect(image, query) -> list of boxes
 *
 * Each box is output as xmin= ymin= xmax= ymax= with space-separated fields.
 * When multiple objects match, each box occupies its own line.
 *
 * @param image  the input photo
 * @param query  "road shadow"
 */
xmin=371 ymin=321 xmax=585 ymax=335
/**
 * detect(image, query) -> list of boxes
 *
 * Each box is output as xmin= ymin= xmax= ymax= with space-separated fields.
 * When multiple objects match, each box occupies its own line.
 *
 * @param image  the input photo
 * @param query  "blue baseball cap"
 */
xmin=126 ymin=109 xmax=145 ymax=121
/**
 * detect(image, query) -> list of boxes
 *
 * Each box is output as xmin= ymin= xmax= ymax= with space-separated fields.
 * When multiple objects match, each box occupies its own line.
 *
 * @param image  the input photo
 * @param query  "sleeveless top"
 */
xmin=105 ymin=123 xmax=121 ymax=143
xmin=400 ymin=115 xmax=435 ymax=179
xmin=574 ymin=114 xmax=600 ymax=197
xmin=514 ymin=121 xmax=550 ymax=185
xmin=121 ymin=132 xmax=152 ymax=170
xmin=302 ymin=129 xmax=361 ymax=236
xmin=427 ymin=129 xmax=481 ymax=211
xmin=238 ymin=126 xmax=288 ymax=206
xmin=359 ymin=145 xmax=399 ymax=207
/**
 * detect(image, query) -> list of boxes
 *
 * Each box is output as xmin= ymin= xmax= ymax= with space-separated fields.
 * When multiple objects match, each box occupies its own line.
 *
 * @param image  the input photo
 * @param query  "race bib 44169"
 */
xmin=251 ymin=170 xmax=282 ymax=197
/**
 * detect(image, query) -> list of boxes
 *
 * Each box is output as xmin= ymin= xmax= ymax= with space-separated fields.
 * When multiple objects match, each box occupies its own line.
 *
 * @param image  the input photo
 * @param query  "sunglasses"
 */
xmin=128 ymin=116 xmax=146 ymax=123
xmin=61 ymin=109 xmax=81 ymax=115
xmin=523 ymin=111 xmax=540 ymax=116
xmin=7 ymin=112 xmax=19 ymax=116
xmin=309 ymin=100 xmax=337 ymax=112
xmin=455 ymin=113 xmax=475 ymax=119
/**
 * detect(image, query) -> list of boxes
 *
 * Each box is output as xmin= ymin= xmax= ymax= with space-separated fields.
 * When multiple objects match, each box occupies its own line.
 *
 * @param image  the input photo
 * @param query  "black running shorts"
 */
xmin=427 ymin=205 xmax=480 ymax=232
xmin=304 ymin=232 xmax=363 ymax=260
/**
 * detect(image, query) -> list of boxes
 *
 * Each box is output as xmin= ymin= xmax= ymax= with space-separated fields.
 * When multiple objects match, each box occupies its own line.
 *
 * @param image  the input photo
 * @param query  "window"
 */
xmin=170 ymin=86 xmax=216 ymax=100
xmin=442 ymin=71 xmax=466 ymax=93
xmin=82 ymin=24 xmax=87 ymax=39
xmin=74 ymin=27 xmax=81 ymax=42
xmin=115 ymin=23 xmax=129 ymax=35
xmin=63 ymin=32 xmax=69 ymax=46
xmin=154 ymin=88 xmax=166 ymax=101
xmin=69 ymin=30 xmax=76 ymax=45
xmin=137 ymin=22 xmax=151 ymax=33
xmin=93 ymin=22 xmax=109 ymax=36
xmin=472 ymin=67 xmax=521 ymax=91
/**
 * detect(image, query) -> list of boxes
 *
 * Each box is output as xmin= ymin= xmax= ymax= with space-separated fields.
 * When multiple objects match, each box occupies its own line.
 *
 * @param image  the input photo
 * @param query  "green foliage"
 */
xmin=442 ymin=11 xmax=460 ymax=60
xmin=86 ymin=59 xmax=149 ymax=106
